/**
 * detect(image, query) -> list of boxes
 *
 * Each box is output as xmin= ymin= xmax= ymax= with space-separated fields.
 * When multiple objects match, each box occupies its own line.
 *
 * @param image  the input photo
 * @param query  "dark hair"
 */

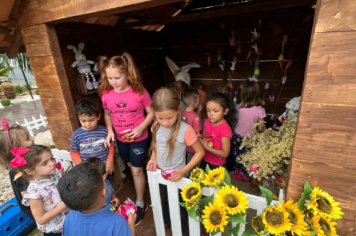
xmin=240 ymin=80 xmax=262 ymax=107
xmin=85 ymin=158 xmax=105 ymax=176
xmin=170 ymin=81 xmax=189 ymax=96
xmin=206 ymin=92 xmax=237 ymax=130
xmin=57 ymin=162 xmax=104 ymax=211
xmin=16 ymin=145 xmax=52 ymax=182
xmin=182 ymin=89 xmax=199 ymax=106
xmin=75 ymin=98 xmax=100 ymax=117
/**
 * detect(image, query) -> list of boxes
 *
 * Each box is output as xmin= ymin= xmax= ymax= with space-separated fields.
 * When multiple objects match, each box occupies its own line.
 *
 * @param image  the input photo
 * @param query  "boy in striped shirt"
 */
xmin=70 ymin=98 xmax=114 ymax=174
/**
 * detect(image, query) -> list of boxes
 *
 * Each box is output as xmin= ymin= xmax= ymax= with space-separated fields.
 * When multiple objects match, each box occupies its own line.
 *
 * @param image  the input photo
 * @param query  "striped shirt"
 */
xmin=70 ymin=125 xmax=109 ymax=162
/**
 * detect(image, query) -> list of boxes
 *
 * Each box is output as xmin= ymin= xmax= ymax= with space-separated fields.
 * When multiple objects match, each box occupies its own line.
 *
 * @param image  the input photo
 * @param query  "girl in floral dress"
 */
xmin=10 ymin=145 xmax=69 ymax=236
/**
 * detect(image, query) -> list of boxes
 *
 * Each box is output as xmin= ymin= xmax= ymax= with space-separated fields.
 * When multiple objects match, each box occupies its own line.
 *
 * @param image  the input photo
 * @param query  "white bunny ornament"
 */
xmin=67 ymin=43 xmax=98 ymax=90
xmin=165 ymin=57 xmax=200 ymax=85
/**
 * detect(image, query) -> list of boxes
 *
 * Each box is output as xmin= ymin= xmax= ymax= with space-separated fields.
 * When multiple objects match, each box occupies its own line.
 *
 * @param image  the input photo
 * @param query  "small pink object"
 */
xmin=119 ymin=129 xmax=134 ymax=143
xmin=161 ymin=169 xmax=178 ymax=180
xmin=264 ymin=82 xmax=269 ymax=90
xmin=272 ymin=123 xmax=278 ymax=129
xmin=269 ymin=94 xmax=275 ymax=103
xmin=229 ymin=37 xmax=236 ymax=46
xmin=270 ymin=115 xmax=275 ymax=120
xmin=115 ymin=198 xmax=137 ymax=222
xmin=250 ymin=166 xmax=259 ymax=172
xmin=277 ymin=176 xmax=282 ymax=181
xmin=56 ymin=162 xmax=62 ymax=170
xmin=200 ymin=135 xmax=213 ymax=148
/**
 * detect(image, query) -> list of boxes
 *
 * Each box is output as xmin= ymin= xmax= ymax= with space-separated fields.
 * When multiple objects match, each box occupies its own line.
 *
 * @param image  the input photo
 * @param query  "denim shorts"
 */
xmin=116 ymin=138 xmax=148 ymax=167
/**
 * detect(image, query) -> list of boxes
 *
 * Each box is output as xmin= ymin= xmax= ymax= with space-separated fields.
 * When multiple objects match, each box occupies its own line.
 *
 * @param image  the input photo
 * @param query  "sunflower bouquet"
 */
xmin=239 ymin=116 xmax=296 ymax=182
xmin=244 ymin=182 xmax=343 ymax=236
xmin=180 ymin=166 xmax=249 ymax=236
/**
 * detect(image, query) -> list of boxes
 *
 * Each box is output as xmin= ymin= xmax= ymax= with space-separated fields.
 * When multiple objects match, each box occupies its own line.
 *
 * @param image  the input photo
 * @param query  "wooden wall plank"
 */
xmin=19 ymin=0 xmax=182 ymax=27
xmin=315 ymin=0 xmax=356 ymax=32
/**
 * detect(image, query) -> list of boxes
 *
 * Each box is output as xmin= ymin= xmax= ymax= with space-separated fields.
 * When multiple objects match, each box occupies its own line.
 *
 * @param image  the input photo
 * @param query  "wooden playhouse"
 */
xmin=1 ymin=0 xmax=355 ymax=234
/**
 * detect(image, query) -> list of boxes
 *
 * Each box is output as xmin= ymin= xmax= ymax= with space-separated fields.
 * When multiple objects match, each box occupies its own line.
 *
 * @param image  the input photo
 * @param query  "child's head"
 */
xmin=170 ymin=81 xmax=189 ymax=98
xmin=58 ymin=162 xmax=105 ymax=211
xmin=13 ymin=145 xmax=54 ymax=181
xmin=98 ymin=52 xmax=143 ymax=96
xmin=0 ymin=121 xmax=34 ymax=169
xmin=216 ymin=83 xmax=230 ymax=94
xmin=150 ymin=88 xmax=182 ymax=158
xmin=75 ymin=98 xmax=100 ymax=131
xmin=240 ymin=79 xmax=261 ymax=107
xmin=206 ymin=92 xmax=236 ymax=130
xmin=182 ymin=89 xmax=199 ymax=108
xmin=85 ymin=158 xmax=106 ymax=176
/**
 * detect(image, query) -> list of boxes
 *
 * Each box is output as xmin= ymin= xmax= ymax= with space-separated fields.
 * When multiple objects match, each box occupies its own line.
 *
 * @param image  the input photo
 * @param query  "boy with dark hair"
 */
xmin=70 ymin=98 xmax=114 ymax=174
xmin=58 ymin=162 xmax=135 ymax=236
xmin=85 ymin=158 xmax=119 ymax=207
xmin=182 ymin=89 xmax=202 ymax=167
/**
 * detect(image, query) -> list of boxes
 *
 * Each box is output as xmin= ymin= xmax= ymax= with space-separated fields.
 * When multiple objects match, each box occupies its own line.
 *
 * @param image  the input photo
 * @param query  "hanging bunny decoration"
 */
xmin=165 ymin=57 xmax=201 ymax=86
xmin=219 ymin=60 xmax=226 ymax=71
xmin=67 ymin=43 xmax=98 ymax=90
xmin=230 ymin=57 xmax=237 ymax=71
xmin=229 ymin=31 xmax=236 ymax=46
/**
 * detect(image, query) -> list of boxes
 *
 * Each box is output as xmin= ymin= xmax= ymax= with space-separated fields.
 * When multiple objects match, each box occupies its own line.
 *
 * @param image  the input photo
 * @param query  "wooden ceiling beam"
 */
xmin=19 ymin=0 xmax=184 ymax=27
xmin=6 ymin=24 xmax=23 ymax=59
xmin=0 ymin=26 xmax=13 ymax=34
xmin=123 ymin=0 xmax=316 ymax=28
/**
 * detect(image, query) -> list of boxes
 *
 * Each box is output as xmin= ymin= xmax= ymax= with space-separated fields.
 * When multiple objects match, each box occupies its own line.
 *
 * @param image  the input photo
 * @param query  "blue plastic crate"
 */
xmin=0 ymin=197 xmax=35 ymax=236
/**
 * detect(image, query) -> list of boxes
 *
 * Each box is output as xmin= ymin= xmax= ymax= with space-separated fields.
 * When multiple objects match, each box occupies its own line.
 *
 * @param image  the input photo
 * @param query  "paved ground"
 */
xmin=0 ymin=99 xmax=48 ymax=134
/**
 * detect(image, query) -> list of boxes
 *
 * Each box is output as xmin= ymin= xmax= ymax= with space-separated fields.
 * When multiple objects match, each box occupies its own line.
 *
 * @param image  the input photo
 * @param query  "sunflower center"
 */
xmin=192 ymin=171 xmax=201 ymax=179
xmin=286 ymin=209 xmax=297 ymax=224
xmin=266 ymin=210 xmax=284 ymax=226
xmin=224 ymin=194 xmax=238 ymax=208
xmin=187 ymin=188 xmax=198 ymax=199
xmin=319 ymin=218 xmax=331 ymax=236
xmin=209 ymin=211 xmax=222 ymax=225
xmin=252 ymin=215 xmax=265 ymax=232
xmin=212 ymin=174 xmax=220 ymax=182
xmin=317 ymin=196 xmax=332 ymax=214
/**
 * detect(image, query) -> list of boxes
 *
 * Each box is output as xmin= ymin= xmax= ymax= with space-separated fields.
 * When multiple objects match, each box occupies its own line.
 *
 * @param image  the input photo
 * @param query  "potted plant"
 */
xmin=0 ymin=82 xmax=16 ymax=99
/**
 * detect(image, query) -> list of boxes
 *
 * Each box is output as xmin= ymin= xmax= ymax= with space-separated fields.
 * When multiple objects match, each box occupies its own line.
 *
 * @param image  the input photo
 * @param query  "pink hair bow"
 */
xmin=10 ymin=147 xmax=29 ymax=168
xmin=1 ymin=119 xmax=13 ymax=149
xmin=248 ymin=77 xmax=258 ymax=82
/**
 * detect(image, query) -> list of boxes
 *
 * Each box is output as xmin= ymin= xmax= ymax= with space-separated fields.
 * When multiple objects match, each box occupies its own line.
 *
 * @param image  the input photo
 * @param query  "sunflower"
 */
xmin=186 ymin=200 xmax=198 ymax=210
xmin=283 ymin=199 xmax=308 ymax=236
xmin=202 ymin=166 xmax=225 ymax=187
xmin=202 ymin=202 xmax=229 ymax=233
xmin=190 ymin=167 xmax=205 ymax=182
xmin=312 ymin=215 xmax=338 ymax=236
xmin=262 ymin=204 xmax=292 ymax=235
xmin=307 ymin=187 xmax=343 ymax=220
xmin=252 ymin=215 xmax=267 ymax=235
xmin=181 ymin=182 xmax=202 ymax=202
xmin=215 ymin=185 xmax=249 ymax=215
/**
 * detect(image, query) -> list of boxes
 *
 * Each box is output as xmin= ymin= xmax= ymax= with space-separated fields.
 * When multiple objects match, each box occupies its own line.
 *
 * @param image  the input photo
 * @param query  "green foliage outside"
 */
xmin=1 ymin=98 xmax=11 ymax=106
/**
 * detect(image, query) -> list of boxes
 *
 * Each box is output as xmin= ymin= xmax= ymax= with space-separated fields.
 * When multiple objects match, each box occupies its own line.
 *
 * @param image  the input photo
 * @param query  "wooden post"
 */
xmin=21 ymin=24 xmax=78 ymax=149
xmin=287 ymin=0 xmax=356 ymax=234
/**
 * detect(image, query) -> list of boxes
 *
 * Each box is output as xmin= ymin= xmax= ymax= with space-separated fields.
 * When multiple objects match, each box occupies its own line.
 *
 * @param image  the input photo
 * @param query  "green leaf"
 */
xmin=187 ymin=204 xmax=199 ymax=221
xmin=259 ymin=186 xmax=273 ymax=206
xmin=229 ymin=213 xmax=247 ymax=224
xmin=210 ymin=229 xmax=220 ymax=236
xmin=179 ymin=202 xmax=186 ymax=208
xmin=225 ymin=225 xmax=232 ymax=235
xmin=241 ymin=230 xmax=257 ymax=236
xmin=231 ymin=223 xmax=240 ymax=236
xmin=224 ymin=169 xmax=231 ymax=185
xmin=205 ymin=164 xmax=211 ymax=173
xmin=298 ymin=181 xmax=312 ymax=211
xmin=202 ymin=194 xmax=214 ymax=210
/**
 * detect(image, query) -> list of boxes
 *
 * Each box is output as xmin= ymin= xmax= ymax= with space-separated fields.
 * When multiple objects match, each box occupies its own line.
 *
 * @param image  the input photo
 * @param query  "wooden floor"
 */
xmin=117 ymin=168 xmax=256 ymax=236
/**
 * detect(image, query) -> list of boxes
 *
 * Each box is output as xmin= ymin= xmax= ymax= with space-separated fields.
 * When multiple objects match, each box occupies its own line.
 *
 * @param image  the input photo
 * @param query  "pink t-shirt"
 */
xmin=183 ymin=110 xmax=202 ymax=153
xmin=235 ymin=105 xmax=266 ymax=137
xmin=102 ymin=88 xmax=152 ymax=142
xmin=204 ymin=119 xmax=232 ymax=166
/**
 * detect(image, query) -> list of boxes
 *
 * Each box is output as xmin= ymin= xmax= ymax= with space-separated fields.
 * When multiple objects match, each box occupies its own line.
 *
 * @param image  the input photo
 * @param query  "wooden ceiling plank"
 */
xmin=6 ymin=24 xmax=22 ymax=59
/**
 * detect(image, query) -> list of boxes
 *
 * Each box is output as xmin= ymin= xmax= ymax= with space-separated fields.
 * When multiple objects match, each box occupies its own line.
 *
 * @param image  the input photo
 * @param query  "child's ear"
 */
xmin=24 ymin=168 xmax=34 ymax=176
xmin=224 ymin=108 xmax=229 ymax=115
xmin=101 ymin=182 xmax=107 ymax=199
xmin=97 ymin=114 xmax=101 ymax=120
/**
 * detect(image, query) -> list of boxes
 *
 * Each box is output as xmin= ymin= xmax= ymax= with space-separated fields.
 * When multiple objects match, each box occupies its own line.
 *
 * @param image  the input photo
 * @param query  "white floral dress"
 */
xmin=22 ymin=169 xmax=70 ymax=233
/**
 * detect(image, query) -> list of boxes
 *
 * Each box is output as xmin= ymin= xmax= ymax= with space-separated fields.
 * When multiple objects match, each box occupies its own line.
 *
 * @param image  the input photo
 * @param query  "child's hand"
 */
xmin=128 ymin=126 xmax=144 ymax=138
xmin=105 ymin=132 xmax=115 ymax=148
xmin=200 ymin=138 xmax=210 ymax=150
xmin=146 ymin=159 xmax=157 ymax=171
xmin=60 ymin=168 xmax=65 ymax=176
xmin=168 ymin=168 xmax=185 ymax=182
xmin=106 ymin=161 xmax=114 ymax=175
xmin=128 ymin=212 xmax=137 ymax=226
xmin=197 ymin=104 xmax=203 ymax=113
xmin=110 ymin=197 xmax=120 ymax=208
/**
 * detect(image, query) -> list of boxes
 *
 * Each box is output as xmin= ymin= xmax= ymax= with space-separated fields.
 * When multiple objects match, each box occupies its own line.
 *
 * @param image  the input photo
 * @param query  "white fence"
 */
xmin=147 ymin=170 xmax=283 ymax=236
xmin=15 ymin=114 xmax=48 ymax=136
xmin=51 ymin=149 xmax=74 ymax=171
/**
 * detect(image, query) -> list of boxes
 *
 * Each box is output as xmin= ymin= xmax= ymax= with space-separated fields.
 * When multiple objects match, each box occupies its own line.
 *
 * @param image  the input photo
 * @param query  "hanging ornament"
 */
xmin=230 ymin=57 xmax=237 ymax=71
xmin=270 ymin=115 xmax=275 ymax=120
xmin=261 ymin=99 xmax=266 ymax=106
xmin=282 ymin=75 xmax=287 ymax=85
xmin=207 ymin=56 xmax=211 ymax=66
xmin=239 ymin=84 xmax=243 ymax=89
xmin=283 ymin=35 xmax=288 ymax=45
xmin=233 ymin=97 xmax=237 ymax=102
xmin=217 ymin=50 xmax=222 ymax=61
xmin=253 ymin=67 xmax=260 ymax=78
xmin=269 ymin=94 xmax=275 ymax=103
xmin=272 ymin=123 xmax=278 ymax=129
xmin=246 ymin=49 xmax=252 ymax=61
xmin=236 ymin=42 xmax=242 ymax=54
xmin=229 ymin=31 xmax=236 ymax=46
xmin=278 ymin=54 xmax=284 ymax=70
xmin=284 ymin=60 xmax=293 ymax=72
xmin=251 ymin=28 xmax=260 ymax=41
xmin=265 ymin=82 xmax=270 ymax=90
xmin=219 ymin=60 xmax=226 ymax=71
xmin=252 ymin=44 xmax=259 ymax=54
